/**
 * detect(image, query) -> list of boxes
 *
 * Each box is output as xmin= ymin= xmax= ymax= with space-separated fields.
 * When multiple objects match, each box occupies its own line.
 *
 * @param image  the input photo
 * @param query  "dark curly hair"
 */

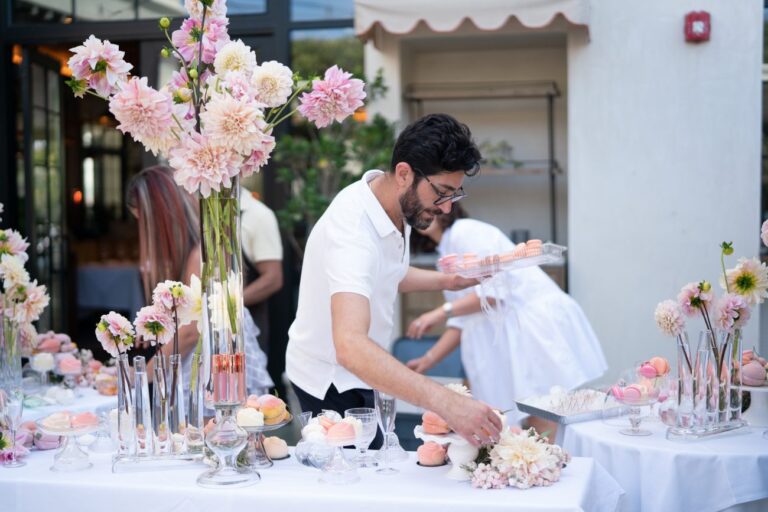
xmin=390 ymin=113 xmax=481 ymax=178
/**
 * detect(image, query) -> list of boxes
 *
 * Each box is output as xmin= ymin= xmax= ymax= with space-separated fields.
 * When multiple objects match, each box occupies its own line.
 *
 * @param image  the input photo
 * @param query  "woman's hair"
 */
xmin=126 ymin=165 xmax=200 ymax=302
xmin=410 ymin=203 xmax=469 ymax=254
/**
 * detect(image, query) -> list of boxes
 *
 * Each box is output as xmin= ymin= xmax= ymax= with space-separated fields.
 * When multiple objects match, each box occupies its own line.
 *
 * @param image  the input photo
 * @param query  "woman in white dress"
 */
xmin=406 ymin=205 xmax=607 ymax=435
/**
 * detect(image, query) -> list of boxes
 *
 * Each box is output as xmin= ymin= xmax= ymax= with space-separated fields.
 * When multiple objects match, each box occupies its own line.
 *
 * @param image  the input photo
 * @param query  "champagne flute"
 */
xmin=1 ymin=388 xmax=25 ymax=468
xmin=374 ymin=390 xmax=398 ymax=475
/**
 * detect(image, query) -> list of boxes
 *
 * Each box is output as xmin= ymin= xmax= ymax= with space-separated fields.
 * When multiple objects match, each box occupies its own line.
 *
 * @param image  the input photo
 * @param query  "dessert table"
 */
xmin=22 ymin=387 xmax=117 ymax=422
xmin=0 ymin=449 xmax=624 ymax=512
xmin=562 ymin=419 xmax=768 ymax=512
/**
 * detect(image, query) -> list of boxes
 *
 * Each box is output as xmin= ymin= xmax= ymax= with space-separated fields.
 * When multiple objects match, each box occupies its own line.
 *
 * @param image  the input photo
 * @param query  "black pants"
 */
xmin=292 ymin=382 xmax=383 ymax=449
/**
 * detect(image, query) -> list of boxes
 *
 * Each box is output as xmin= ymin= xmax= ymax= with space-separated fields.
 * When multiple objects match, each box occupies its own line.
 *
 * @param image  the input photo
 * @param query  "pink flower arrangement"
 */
xmin=95 ymin=311 xmax=135 ymax=358
xmin=68 ymin=35 xmax=132 ymax=97
xmin=134 ymin=305 xmax=175 ymax=346
xmin=298 ymin=65 xmax=366 ymax=128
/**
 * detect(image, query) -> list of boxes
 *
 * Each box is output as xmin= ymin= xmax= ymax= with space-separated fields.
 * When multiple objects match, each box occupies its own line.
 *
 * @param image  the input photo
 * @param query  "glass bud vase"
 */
xmin=728 ymin=329 xmax=744 ymax=425
xmin=168 ymin=354 xmax=186 ymax=453
xmin=715 ymin=331 xmax=732 ymax=426
xmin=116 ymin=353 xmax=135 ymax=457
xmin=185 ymin=352 xmax=205 ymax=454
xmin=197 ymin=179 xmax=257 ymax=488
xmin=133 ymin=356 xmax=154 ymax=456
xmin=152 ymin=366 xmax=171 ymax=455
xmin=693 ymin=332 xmax=712 ymax=429
xmin=675 ymin=332 xmax=694 ymax=430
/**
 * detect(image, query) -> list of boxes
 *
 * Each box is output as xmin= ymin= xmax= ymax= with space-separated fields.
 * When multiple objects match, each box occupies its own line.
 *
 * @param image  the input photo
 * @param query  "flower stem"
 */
xmin=721 ymin=253 xmax=730 ymax=294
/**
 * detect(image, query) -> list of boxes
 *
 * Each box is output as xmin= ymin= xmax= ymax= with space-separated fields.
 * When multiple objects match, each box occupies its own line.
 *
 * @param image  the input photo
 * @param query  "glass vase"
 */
xmin=675 ymin=333 xmax=694 ymax=430
xmin=152 ymin=366 xmax=171 ymax=455
xmin=695 ymin=331 xmax=718 ymax=429
xmin=168 ymin=353 xmax=186 ymax=453
xmin=715 ymin=331 xmax=732 ymax=425
xmin=185 ymin=352 xmax=205 ymax=455
xmin=133 ymin=356 xmax=154 ymax=456
xmin=0 ymin=320 xmax=21 ymax=391
xmin=116 ymin=353 xmax=135 ymax=456
xmin=197 ymin=180 xmax=256 ymax=487
xmin=729 ymin=329 xmax=744 ymax=425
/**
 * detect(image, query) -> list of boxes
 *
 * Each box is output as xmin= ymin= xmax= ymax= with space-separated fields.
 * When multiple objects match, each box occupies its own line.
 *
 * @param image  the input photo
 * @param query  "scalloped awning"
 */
xmin=355 ymin=0 xmax=590 ymax=42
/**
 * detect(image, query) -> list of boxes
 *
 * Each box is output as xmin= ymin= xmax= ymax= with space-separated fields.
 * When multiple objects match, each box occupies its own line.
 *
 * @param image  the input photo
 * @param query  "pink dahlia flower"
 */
xmin=240 ymin=134 xmax=276 ymax=178
xmin=68 ymin=35 xmax=132 ymax=97
xmin=762 ymin=219 xmax=768 ymax=248
xmin=169 ymin=133 xmax=242 ymax=197
xmin=109 ymin=77 xmax=175 ymax=156
xmin=171 ymin=17 xmax=230 ymax=65
xmin=714 ymin=293 xmax=751 ymax=332
xmin=134 ymin=305 xmax=175 ymax=346
xmin=298 ymin=65 xmax=366 ymax=128
xmin=0 ymin=229 xmax=30 ymax=262
xmin=677 ymin=281 xmax=714 ymax=317
xmin=95 ymin=311 xmax=135 ymax=357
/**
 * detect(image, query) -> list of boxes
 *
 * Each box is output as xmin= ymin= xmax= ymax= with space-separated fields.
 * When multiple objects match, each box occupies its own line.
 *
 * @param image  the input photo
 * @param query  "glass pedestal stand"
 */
xmin=36 ymin=422 xmax=98 ymax=472
xmin=197 ymin=407 xmax=259 ymax=488
xmin=240 ymin=415 xmax=292 ymax=470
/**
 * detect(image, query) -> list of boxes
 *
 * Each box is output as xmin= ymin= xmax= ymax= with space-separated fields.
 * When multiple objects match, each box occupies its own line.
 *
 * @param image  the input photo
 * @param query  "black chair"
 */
xmin=391 ymin=336 xmax=466 ymax=450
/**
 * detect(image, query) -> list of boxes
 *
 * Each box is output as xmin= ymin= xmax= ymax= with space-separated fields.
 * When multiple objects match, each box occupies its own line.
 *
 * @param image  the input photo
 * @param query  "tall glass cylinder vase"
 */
xmin=0 ymin=320 xmax=21 ymax=390
xmin=116 ymin=353 xmax=135 ymax=457
xmin=696 ymin=330 xmax=718 ymax=429
xmin=197 ymin=180 xmax=255 ymax=488
xmin=152 ymin=366 xmax=171 ymax=455
xmin=186 ymin=351 xmax=205 ymax=454
xmin=168 ymin=354 xmax=186 ymax=453
xmin=133 ymin=356 xmax=154 ymax=456
xmin=693 ymin=332 xmax=711 ymax=429
xmin=675 ymin=333 xmax=694 ymax=430
xmin=715 ymin=331 xmax=731 ymax=425
xmin=728 ymin=329 xmax=744 ymax=425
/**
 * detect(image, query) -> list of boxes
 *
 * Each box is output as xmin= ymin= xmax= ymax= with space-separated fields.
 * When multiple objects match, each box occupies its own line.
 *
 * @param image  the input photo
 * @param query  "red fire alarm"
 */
xmin=685 ymin=11 xmax=711 ymax=43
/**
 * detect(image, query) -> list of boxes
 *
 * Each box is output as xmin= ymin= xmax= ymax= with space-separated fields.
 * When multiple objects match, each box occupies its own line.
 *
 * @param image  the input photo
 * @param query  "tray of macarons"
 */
xmin=516 ymin=387 xmax=627 ymax=425
xmin=437 ymin=240 xmax=566 ymax=280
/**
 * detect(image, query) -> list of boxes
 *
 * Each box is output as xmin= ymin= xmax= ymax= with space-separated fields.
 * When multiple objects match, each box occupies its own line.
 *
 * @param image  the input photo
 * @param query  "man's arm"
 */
xmin=331 ymin=292 xmax=501 ymax=446
xmin=243 ymin=260 xmax=283 ymax=306
xmin=398 ymin=266 xmax=477 ymax=293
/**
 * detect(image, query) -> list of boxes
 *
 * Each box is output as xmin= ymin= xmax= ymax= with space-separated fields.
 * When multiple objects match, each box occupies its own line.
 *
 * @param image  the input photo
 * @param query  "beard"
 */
xmin=400 ymin=185 xmax=442 ymax=230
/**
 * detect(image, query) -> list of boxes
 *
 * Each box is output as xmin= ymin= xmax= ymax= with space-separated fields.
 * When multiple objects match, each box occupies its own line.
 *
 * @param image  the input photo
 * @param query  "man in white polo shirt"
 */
xmin=286 ymin=114 xmax=502 ymax=448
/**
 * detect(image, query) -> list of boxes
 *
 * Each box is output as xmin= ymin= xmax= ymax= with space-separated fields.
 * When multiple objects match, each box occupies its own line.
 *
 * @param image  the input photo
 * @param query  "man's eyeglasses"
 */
xmin=413 ymin=168 xmax=467 ymax=206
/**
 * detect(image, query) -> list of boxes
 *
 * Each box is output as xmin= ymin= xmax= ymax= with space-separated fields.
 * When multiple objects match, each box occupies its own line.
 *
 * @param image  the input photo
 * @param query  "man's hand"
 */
xmin=444 ymin=273 xmax=479 ymax=291
xmin=438 ymin=391 xmax=502 ymax=446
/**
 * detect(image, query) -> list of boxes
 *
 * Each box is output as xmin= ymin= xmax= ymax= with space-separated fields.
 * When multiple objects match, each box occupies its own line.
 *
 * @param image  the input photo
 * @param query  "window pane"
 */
xmin=76 ymin=0 xmax=135 ymax=21
xmin=291 ymin=0 xmax=353 ymax=21
xmin=291 ymin=28 xmax=363 ymax=78
xmin=228 ymin=0 xmax=267 ymax=15
xmin=138 ymin=0 xmax=186 ymax=19
xmin=13 ymin=0 xmax=72 ymax=24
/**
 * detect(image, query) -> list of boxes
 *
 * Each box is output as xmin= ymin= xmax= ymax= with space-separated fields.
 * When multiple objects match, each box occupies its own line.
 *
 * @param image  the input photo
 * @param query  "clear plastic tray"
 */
xmin=437 ymin=242 xmax=567 ymax=279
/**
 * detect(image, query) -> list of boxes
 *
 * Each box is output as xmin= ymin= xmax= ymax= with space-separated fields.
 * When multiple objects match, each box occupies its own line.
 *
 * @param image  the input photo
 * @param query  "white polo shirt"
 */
xmin=286 ymin=170 xmax=410 ymax=399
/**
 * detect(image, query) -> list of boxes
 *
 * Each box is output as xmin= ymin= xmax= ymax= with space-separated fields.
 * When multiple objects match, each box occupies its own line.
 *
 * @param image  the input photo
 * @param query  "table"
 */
xmin=77 ymin=263 xmax=144 ymax=320
xmin=22 ymin=387 xmax=117 ymax=422
xmin=1 ymin=450 xmax=624 ymax=512
xmin=563 ymin=419 xmax=768 ymax=512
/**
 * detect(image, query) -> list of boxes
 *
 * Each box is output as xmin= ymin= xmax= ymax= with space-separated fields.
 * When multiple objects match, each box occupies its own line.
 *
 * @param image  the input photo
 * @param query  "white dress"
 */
xmin=438 ymin=219 xmax=607 ymax=423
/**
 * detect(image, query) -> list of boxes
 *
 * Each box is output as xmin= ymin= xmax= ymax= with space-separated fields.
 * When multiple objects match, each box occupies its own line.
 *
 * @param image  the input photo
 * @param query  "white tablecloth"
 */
xmin=563 ymin=419 xmax=768 ymax=512
xmin=1 ymin=450 xmax=624 ymax=512
xmin=22 ymin=387 xmax=117 ymax=422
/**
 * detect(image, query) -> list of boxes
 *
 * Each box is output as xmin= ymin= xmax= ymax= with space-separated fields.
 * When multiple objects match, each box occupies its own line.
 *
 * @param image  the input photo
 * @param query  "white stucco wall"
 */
xmin=568 ymin=0 xmax=763 ymax=383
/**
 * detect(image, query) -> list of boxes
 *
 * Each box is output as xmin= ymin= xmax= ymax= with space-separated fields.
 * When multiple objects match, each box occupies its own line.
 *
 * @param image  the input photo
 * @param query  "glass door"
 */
xmin=18 ymin=48 xmax=66 ymax=332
